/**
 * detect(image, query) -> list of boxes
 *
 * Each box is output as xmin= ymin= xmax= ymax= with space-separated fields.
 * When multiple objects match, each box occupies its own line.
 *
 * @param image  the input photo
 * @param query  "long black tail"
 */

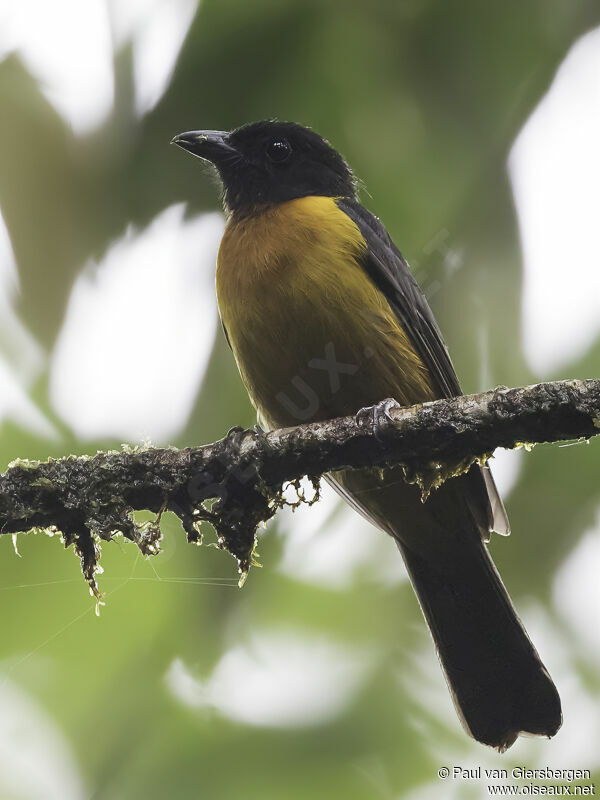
xmin=398 ymin=535 xmax=562 ymax=751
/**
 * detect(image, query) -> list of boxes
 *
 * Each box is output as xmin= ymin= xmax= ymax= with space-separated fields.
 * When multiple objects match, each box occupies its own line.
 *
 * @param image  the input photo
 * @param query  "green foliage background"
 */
xmin=1 ymin=2 xmax=600 ymax=798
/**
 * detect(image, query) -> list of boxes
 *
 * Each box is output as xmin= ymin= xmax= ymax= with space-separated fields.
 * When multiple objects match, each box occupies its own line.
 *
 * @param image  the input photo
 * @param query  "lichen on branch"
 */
xmin=1 ymin=379 xmax=599 ymax=599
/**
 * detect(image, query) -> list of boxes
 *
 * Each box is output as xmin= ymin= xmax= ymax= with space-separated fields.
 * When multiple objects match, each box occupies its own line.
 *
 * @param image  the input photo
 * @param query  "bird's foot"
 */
xmin=224 ymin=424 xmax=266 ymax=454
xmin=224 ymin=425 xmax=246 ymax=451
xmin=355 ymin=397 xmax=401 ymax=443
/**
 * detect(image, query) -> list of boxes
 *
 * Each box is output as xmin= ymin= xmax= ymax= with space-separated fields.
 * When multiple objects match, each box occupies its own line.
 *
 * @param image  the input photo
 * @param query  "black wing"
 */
xmin=337 ymin=197 xmax=509 ymax=536
xmin=221 ymin=319 xmax=232 ymax=350
xmin=337 ymin=198 xmax=460 ymax=399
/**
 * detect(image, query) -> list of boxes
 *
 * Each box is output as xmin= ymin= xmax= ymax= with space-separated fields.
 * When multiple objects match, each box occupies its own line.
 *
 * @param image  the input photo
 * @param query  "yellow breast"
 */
xmin=216 ymin=195 xmax=434 ymax=429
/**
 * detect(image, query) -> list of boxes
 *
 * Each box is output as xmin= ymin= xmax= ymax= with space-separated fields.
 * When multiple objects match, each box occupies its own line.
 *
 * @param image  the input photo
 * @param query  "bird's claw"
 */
xmin=224 ymin=424 xmax=266 ymax=454
xmin=225 ymin=425 xmax=246 ymax=450
xmin=355 ymin=397 xmax=401 ymax=443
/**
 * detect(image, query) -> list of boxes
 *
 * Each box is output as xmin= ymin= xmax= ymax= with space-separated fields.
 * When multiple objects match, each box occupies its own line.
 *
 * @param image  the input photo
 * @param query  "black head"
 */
xmin=171 ymin=121 xmax=357 ymax=215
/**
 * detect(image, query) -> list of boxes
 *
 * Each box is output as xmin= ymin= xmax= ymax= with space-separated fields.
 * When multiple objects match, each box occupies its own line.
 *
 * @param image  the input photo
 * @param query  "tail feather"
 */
xmin=398 ymin=537 xmax=562 ymax=751
xmin=331 ymin=465 xmax=562 ymax=750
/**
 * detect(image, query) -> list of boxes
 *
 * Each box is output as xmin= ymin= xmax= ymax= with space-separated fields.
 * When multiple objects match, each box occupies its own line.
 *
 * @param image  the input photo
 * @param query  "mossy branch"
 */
xmin=1 ymin=379 xmax=599 ymax=599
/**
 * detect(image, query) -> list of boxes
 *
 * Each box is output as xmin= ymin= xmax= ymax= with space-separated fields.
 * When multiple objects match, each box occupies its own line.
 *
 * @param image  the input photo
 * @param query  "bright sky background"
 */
xmin=0 ymin=0 xmax=198 ymax=133
xmin=166 ymin=629 xmax=373 ymax=728
xmin=509 ymin=25 xmax=600 ymax=376
xmin=49 ymin=206 xmax=223 ymax=443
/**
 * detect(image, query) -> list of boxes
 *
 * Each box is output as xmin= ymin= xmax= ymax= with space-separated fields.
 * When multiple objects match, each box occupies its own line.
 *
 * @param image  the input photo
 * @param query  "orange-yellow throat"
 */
xmin=216 ymin=195 xmax=435 ymax=429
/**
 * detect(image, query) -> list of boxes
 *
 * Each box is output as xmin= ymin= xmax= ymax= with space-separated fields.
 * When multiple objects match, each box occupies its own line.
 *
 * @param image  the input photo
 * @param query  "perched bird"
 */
xmin=172 ymin=120 xmax=562 ymax=750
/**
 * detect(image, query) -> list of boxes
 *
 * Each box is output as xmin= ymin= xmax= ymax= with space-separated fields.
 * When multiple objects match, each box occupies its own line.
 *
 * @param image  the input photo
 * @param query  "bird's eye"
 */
xmin=266 ymin=138 xmax=292 ymax=163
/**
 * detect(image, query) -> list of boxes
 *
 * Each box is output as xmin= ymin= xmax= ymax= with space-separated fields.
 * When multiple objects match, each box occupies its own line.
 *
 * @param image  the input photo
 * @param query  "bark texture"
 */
xmin=1 ymin=379 xmax=598 ymax=596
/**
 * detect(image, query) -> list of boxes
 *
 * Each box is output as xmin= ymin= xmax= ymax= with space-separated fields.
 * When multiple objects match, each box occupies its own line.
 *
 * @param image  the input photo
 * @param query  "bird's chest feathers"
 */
xmin=217 ymin=195 xmax=364 ymax=363
xmin=217 ymin=196 xmax=365 ymax=309
xmin=216 ymin=195 xmax=430 ymax=425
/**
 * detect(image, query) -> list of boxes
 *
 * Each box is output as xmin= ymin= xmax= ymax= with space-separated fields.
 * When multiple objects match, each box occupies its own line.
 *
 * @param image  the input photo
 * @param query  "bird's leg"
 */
xmin=355 ymin=397 xmax=402 ymax=443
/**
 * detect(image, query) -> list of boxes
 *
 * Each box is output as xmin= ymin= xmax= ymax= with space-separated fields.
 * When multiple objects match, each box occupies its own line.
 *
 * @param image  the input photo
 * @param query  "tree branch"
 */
xmin=1 ymin=379 xmax=599 ymax=598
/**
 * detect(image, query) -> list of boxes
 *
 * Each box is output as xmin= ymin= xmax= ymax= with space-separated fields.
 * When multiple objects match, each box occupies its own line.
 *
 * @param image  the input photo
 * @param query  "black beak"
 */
xmin=171 ymin=129 xmax=236 ymax=165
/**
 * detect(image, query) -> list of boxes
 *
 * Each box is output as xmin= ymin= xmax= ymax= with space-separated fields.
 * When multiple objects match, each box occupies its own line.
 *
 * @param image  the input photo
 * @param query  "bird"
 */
xmin=171 ymin=120 xmax=562 ymax=751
